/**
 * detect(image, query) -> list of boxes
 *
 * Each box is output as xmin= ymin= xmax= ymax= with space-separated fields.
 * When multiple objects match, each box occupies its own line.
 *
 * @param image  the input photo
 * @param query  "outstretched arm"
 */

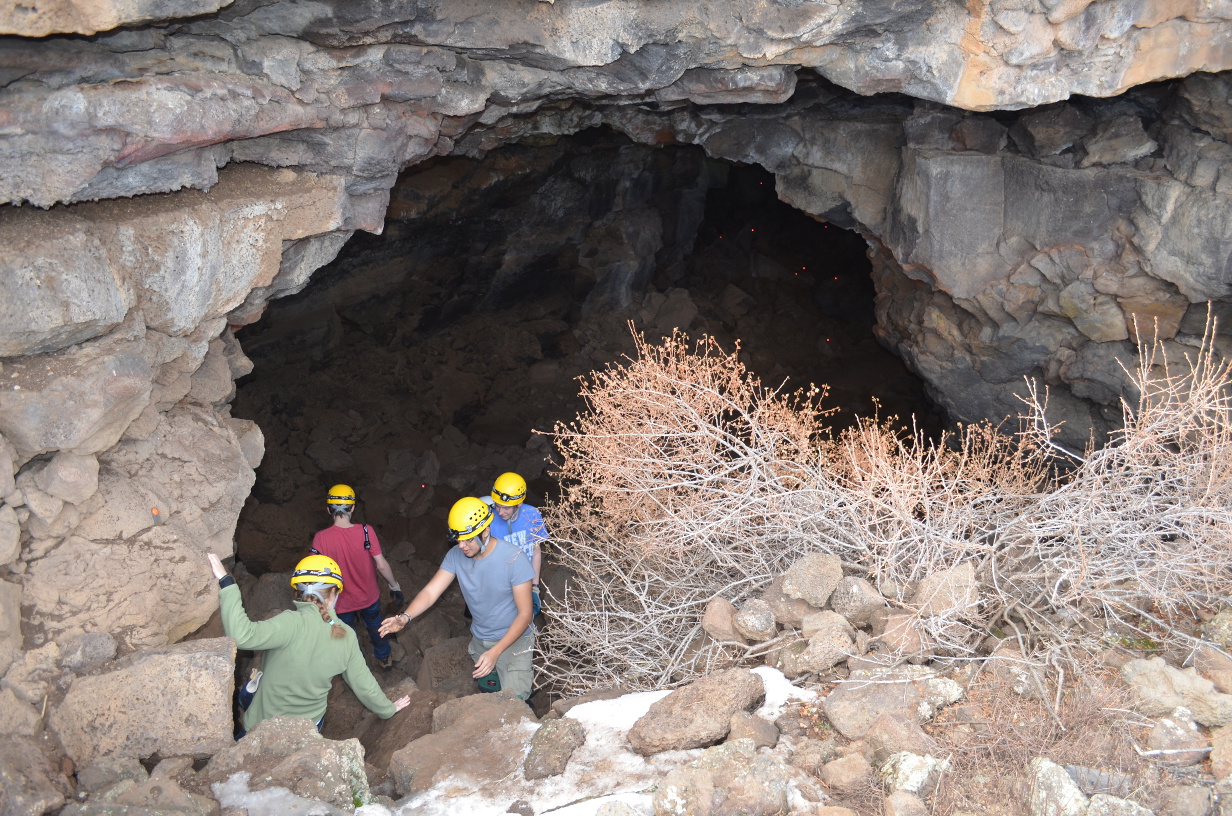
xmin=208 ymin=553 xmax=296 ymax=651
xmin=372 ymin=553 xmax=402 ymax=602
xmin=471 ymin=581 xmax=533 ymax=678
xmin=377 ymin=568 xmax=455 ymax=637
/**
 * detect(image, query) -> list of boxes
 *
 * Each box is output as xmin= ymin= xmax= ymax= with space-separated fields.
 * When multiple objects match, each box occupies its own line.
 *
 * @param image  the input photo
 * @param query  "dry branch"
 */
xmin=538 ymin=323 xmax=1232 ymax=696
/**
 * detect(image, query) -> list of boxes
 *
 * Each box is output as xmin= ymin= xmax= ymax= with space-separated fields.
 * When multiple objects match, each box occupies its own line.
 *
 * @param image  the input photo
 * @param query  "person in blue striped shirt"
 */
xmin=481 ymin=472 xmax=548 ymax=616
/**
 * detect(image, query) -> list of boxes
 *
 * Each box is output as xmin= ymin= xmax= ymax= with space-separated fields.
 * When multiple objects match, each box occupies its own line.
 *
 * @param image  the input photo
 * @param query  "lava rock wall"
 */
xmin=4 ymin=0 xmax=1232 ymax=783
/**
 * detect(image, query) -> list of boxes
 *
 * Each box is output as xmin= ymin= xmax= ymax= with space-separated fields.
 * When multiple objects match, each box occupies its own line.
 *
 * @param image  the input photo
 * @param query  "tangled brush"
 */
xmin=537 ymin=324 xmax=1232 ymax=696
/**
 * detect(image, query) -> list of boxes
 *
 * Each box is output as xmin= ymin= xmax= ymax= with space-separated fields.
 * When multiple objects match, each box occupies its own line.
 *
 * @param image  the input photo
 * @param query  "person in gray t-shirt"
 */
xmin=379 ymin=496 xmax=536 ymax=699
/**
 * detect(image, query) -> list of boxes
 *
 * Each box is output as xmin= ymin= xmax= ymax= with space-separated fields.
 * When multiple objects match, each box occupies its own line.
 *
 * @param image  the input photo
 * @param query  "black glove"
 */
xmin=391 ymin=589 xmax=405 ymax=608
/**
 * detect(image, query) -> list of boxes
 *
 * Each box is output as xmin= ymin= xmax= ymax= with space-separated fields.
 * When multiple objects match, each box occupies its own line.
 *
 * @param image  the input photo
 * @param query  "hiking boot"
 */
xmin=378 ymin=656 xmax=394 ymax=671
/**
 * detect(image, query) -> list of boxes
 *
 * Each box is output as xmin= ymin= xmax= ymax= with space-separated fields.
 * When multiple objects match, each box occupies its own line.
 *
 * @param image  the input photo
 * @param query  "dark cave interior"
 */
xmin=230 ymin=128 xmax=945 ymax=587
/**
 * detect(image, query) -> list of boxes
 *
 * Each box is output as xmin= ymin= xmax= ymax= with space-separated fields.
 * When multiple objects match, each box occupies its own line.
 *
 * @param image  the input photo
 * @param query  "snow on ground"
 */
xmin=214 ymin=772 xmax=347 ymax=815
xmin=752 ymin=665 xmax=818 ymax=721
xmin=215 ymin=669 xmax=815 ymax=816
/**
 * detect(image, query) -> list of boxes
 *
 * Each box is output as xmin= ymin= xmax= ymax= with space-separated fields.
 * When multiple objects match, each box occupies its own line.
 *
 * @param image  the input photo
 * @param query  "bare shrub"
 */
xmin=929 ymin=665 xmax=1152 ymax=816
xmin=539 ymin=330 xmax=839 ymax=692
xmin=538 ymin=323 xmax=1232 ymax=696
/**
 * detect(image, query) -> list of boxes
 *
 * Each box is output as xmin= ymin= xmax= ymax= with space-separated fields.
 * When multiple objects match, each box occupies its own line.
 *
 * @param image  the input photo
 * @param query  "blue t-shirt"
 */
xmin=480 ymin=499 xmax=549 ymax=563
xmin=441 ymin=538 xmax=536 ymax=641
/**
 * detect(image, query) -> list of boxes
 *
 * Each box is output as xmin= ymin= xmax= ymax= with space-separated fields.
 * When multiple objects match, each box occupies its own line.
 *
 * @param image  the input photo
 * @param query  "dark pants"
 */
xmin=236 ymin=682 xmax=322 ymax=740
xmin=338 ymin=598 xmax=391 ymax=661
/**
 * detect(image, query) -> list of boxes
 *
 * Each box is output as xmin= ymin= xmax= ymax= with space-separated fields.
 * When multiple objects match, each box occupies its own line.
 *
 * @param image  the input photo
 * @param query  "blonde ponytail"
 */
xmin=297 ymin=584 xmax=347 ymax=638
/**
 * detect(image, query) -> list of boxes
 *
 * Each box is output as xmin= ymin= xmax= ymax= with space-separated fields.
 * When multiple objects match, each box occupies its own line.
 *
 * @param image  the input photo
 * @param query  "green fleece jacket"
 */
xmin=219 ymin=583 xmax=396 ymax=731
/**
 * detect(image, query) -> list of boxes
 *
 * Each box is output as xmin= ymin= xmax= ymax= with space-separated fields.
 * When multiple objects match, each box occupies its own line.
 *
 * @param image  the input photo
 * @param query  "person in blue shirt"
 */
xmin=481 ymin=472 xmax=548 ymax=616
xmin=378 ymin=497 xmax=536 ymax=699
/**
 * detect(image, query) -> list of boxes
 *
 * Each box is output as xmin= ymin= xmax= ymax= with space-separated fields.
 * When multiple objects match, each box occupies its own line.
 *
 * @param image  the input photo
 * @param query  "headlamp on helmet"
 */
xmin=490 ymin=472 xmax=527 ymax=507
xmin=326 ymin=484 xmax=356 ymax=506
xmin=447 ymin=497 xmax=494 ymax=541
xmin=291 ymin=554 xmax=344 ymax=591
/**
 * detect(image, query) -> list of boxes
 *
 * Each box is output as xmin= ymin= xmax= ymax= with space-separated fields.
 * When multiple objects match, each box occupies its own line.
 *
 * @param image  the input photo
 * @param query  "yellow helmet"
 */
xmin=291 ymin=554 xmax=344 ymax=591
xmin=326 ymin=484 xmax=356 ymax=506
xmin=448 ymin=497 xmax=493 ymax=541
xmin=490 ymin=472 xmax=527 ymax=506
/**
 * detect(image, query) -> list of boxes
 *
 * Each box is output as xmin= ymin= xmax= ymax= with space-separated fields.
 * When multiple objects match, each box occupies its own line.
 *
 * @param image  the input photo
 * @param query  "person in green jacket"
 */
xmin=208 ymin=552 xmax=410 ymax=738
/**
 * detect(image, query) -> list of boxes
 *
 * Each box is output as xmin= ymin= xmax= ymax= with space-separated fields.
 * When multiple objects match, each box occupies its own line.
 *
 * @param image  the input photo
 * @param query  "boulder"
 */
xmin=32 ymin=452 xmax=99 ymax=505
xmin=359 ymin=687 xmax=444 ymax=773
xmin=1079 ymin=115 xmax=1157 ymax=168
xmin=74 ymin=756 xmax=217 ymax=816
xmin=1210 ymin=723 xmax=1232 ymax=781
xmin=1087 ymin=794 xmax=1155 ymax=816
xmin=884 ymin=791 xmax=930 ymax=816
xmin=50 ymin=637 xmax=234 ymax=766
xmin=1028 ymin=757 xmax=1089 ymax=816
xmin=1157 ymin=785 xmax=1212 ymax=816
xmin=820 ymin=752 xmax=872 ymax=793
xmin=870 ymin=610 xmax=929 ymax=662
xmin=0 ymin=578 xmax=22 ymax=675
xmin=727 ymin=711 xmax=778 ymax=749
xmin=75 ymin=755 xmax=148 ymax=796
xmin=524 ymin=716 xmax=586 ymax=780
xmin=1121 ymin=657 xmax=1232 ymax=726
xmin=0 ymin=337 xmax=153 ymax=461
xmin=827 ymin=577 xmax=885 ymax=627
xmin=58 ymin=631 xmax=118 ymax=675
xmin=0 ymin=434 xmax=17 ymax=499
xmin=866 ymin=713 xmax=939 ymax=763
xmin=408 ymin=609 xmax=453 ymax=654
xmin=880 ymin=751 xmax=950 ymax=795
xmin=1194 ymin=645 xmax=1232 ymax=694
xmin=780 ymin=553 xmax=843 ymax=608
xmin=761 ymin=575 xmax=814 ymax=629
xmin=702 ymin=597 xmax=744 ymax=644
xmin=3 ymin=642 xmax=60 ymax=706
xmin=1146 ymin=709 xmax=1207 ymax=766
xmin=202 ymin=716 xmax=370 ymax=811
xmin=787 ymin=737 xmax=838 ymax=775
xmin=774 ymin=614 xmax=854 ymax=678
xmin=25 ymin=419 xmax=252 ymax=651
xmin=733 ymin=598 xmax=777 ymax=642
xmin=627 ymin=668 xmax=765 ymax=755
xmin=952 ymin=117 xmax=1008 ymax=154
xmin=417 ymin=635 xmax=476 ymax=695
xmin=390 ymin=692 xmax=535 ymax=795
xmin=1200 ymin=610 xmax=1232 ymax=649
xmin=823 ymin=667 xmax=963 ymax=740
xmin=0 ymin=687 xmax=41 ymax=737
xmin=652 ymin=738 xmax=817 ymax=816
xmin=911 ymin=561 xmax=978 ymax=616
xmin=0 ymin=736 xmax=68 ymax=816
xmin=1009 ymin=105 xmax=1094 ymax=158
xmin=0 ymin=505 xmax=18 ymax=567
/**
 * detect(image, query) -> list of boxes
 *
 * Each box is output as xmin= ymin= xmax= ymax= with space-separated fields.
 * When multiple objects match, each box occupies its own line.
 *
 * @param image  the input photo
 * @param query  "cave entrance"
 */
xmin=230 ymin=127 xmax=942 ymax=588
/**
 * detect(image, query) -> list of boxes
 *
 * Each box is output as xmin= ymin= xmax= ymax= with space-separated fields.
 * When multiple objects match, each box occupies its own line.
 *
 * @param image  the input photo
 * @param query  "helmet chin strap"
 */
xmin=477 ymin=529 xmax=490 ymax=556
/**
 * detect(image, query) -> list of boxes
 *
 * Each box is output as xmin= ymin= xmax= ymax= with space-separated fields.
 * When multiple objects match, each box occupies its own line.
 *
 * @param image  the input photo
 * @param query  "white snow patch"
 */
xmin=752 ymin=666 xmax=817 ymax=721
xmin=565 ymin=689 xmax=672 ymax=729
xmin=390 ymin=689 xmax=684 ymax=816
xmin=212 ymin=772 xmax=345 ymax=815
xmin=380 ymin=674 xmax=815 ymax=815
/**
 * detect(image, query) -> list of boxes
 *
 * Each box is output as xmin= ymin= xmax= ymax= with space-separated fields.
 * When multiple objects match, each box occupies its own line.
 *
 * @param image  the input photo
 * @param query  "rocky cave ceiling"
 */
xmin=3 ymin=0 xmax=1232 ymax=729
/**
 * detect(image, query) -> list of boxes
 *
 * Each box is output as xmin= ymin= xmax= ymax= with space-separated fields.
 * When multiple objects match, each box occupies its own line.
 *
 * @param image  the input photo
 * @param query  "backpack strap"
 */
xmin=362 ymin=524 xmax=371 ymax=551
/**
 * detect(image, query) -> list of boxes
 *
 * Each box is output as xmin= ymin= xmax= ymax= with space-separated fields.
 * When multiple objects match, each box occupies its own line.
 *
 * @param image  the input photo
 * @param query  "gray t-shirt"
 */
xmin=441 ymin=538 xmax=535 ymax=641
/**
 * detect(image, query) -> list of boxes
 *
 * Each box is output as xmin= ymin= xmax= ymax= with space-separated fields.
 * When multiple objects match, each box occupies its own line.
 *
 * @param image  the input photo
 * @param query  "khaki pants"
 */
xmin=468 ymin=628 xmax=534 ymax=700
